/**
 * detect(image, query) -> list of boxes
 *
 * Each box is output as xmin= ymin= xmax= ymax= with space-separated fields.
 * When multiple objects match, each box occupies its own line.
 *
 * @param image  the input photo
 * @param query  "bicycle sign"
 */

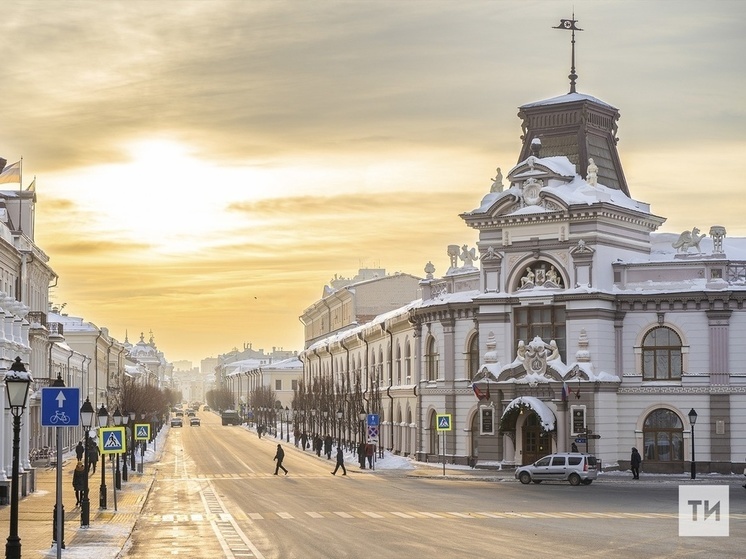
xmin=40 ymin=387 xmax=80 ymax=427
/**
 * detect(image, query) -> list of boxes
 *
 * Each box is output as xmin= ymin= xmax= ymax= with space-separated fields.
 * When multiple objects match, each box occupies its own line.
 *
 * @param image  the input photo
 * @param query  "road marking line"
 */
xmin=391 ymin=512 xmax=414 ymax=519
xmin=277 ymin=512 xmax=293 ymax=519
xmin=334 ymin=512 xmax=354 ymax=518
xmin=418 ymin=512 xmax=444 ymax=518
xmin=362 ymin=512 xmax=384 ymax=518
xmin=247 ymin=513 xmax=263 ymax=520
xmin=306 ymin=512 xmax=324 ymax=518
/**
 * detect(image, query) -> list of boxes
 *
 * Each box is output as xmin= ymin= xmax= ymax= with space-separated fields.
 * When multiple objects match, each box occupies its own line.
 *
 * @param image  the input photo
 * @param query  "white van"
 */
xmin=515 ymin=453 xmax=598 ymax=486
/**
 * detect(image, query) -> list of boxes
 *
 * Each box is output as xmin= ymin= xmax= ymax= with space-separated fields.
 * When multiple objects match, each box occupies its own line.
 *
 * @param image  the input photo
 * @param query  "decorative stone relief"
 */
xmin=516 ymin=262 xmax=564 ymax=290
xmin=424 ymin=261 xmax=435 ymax=280
xmin=520 ymin=178 xmax=543 ymax=207
xmin=586 ymin=158 xmax=598 ymax=186
xmin=575 ymin=329 xmax=590 ymax=363
xmin=459 ymin=245 xmax=479 ymax=268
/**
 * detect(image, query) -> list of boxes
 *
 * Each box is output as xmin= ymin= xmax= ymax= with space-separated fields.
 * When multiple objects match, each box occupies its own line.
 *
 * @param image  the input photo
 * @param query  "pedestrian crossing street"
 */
xmin=139 ymin=510 xmax=746 ymax=523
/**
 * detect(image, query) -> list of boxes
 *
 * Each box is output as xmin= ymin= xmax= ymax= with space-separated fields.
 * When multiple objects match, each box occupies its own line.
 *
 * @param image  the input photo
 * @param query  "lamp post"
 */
xmin=121 ymin=410 xmax=129 ymax=482
xmin=359 ymin=408 xmax=367 ymax=446
xmin=279 ymin=404 xmax=284 ymax=440
xmin=97 ymin=404 xmax=108 ymax=509
xmin=5 ymin=356 xmax=32 ymax=559
xmin=128 ymin=411 xmax=136 ymax=470
xmin=112 ymin=408 xmax=122 ymax=489
xmin=79 ymin=399 xmax=94 ymax=528
xmin=285 ymin=407 xmax=291 ymax=443
xmin=337 ymin=408 xmax=343 ymax=447
xmin=688 ymin=408 xmax=698 ymax=480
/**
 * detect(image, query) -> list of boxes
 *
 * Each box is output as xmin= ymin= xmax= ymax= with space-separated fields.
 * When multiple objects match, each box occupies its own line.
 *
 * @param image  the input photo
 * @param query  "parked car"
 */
xmin=170 ymin=417 xmax=183 ymax=428
xmin=189 ymin=417 xmax=201 ymax=426
xmin=515 ymin=453 xmax=598 ymax=486
xmin=203 ymin=406 xmax=210 ymax=412
xmin=175 ymin=411 xmax=184 ymax=417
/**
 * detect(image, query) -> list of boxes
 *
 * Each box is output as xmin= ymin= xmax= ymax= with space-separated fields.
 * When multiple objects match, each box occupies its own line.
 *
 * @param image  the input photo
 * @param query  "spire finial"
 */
xmin=553 ymin=12 xmax=583 ymax=93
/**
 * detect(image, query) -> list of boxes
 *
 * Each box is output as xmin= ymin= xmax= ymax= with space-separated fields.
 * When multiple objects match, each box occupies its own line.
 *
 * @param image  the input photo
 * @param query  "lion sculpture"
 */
xmin=672 ymin=227 xmax=706 ymax=253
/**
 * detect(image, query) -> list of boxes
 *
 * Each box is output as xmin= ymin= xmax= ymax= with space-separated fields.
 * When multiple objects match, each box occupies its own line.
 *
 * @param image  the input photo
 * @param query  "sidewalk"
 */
xmin=0 ymin=453 xmax=156 ymax=559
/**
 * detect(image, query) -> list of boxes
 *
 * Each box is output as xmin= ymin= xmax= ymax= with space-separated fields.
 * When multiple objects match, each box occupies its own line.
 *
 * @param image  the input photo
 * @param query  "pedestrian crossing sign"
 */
xmin=436 ymin=414 xmax=452 ymax=432
xmin=134 ymin=423 xmax=151 ymax=441
xmin=99 ymin=426 xmax=127 ymax=455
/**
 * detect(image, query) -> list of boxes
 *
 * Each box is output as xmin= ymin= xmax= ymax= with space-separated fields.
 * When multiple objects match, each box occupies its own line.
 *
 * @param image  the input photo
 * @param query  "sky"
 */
xmin=0 ymin=0 xmax=744 ymax=366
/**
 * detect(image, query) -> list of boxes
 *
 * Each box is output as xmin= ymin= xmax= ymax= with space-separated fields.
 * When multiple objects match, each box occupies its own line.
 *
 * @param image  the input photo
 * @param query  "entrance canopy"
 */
xmin=500 ymin=396 xmax=556 ymax=432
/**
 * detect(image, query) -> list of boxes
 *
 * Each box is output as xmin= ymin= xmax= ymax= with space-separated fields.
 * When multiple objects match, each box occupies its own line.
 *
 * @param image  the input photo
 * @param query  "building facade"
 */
xmin=298 ymin=88 xmax=746 ymax=474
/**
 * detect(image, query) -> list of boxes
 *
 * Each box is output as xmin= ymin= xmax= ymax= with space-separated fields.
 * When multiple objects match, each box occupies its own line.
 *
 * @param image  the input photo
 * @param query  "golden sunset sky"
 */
xmin=1 ymin=1 xmax=743 ymax=366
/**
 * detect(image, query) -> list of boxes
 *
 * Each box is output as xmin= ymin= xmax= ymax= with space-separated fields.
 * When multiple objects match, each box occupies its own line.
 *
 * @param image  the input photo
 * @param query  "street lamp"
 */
xmin=79 ymin=399 xmax=94 ymax=527
xmin=128 ymin=410 xmax=136 ymax=470
xmin=112 ymin=408 xmax=122 ymax=489
xmin=121 ymin=410 xmax=129 ymax=482
xmin=359 ymin=408 xmax=367 ymax=445
xmin=97 ymin=404 xmax=109 ymax=509
xmin=337 ymin=408 xmax=343 ymax=447
xmin=688 ymin=408 xmax=698 ymax=480
xmin=5 ymin=356 xmax=32 ymax=559
xmin=285 ymin=406 xmax=291 ymax=443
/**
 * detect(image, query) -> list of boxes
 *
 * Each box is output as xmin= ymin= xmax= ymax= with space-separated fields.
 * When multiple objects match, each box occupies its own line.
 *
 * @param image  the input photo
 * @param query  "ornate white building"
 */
xmin=299 ymin=87 xmax=746 ymax=474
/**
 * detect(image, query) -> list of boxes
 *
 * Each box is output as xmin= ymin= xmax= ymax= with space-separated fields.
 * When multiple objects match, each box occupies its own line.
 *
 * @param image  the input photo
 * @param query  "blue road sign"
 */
xmin=367 ymin=414 xmax=379 ymax=427
xmin=134 ymin=423 xmax=151 ymax=441
xmin=40 ymin=387 xmax=80 ymax=427
xmin=436 ymin=414 xmax=452 ymax=432
xmin=99 ymin=427 xmax=126 ymax=455
xmin=575 ymin=437 xmax=587 ymax=444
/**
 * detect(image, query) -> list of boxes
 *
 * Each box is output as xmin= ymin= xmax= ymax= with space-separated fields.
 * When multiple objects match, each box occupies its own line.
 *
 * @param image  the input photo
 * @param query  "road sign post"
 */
xmin=436 ymin=414 xmax=452 ymax=475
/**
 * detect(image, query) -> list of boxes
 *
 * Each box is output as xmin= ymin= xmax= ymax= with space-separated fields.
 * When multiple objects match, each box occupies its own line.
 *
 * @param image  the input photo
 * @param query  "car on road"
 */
xmin=203 ymin=406 xmax=210 ymax=412
xmin=170 ymin=417 xmax=183 ymax=428
xmin=187 ymin=410 xmax=196 ymax=417
xmin=515 ymin=452 xmax=598 ymax=486
xmin=221 ymin=409 xmax=241 ymax=425
xmin=175 ymin=410 xmax=184 ymax=417
xmin=189 ymin=417 xmax=201 ymax=426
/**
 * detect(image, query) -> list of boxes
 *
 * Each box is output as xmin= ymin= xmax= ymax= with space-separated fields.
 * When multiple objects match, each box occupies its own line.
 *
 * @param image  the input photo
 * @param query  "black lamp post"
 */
xmin=688 ymin=408 xmax=698 ymax=480
xmin=97 ymin=404 xmax=108 ymax=509
xmin=336 ymin=408 xmax=343 ymax=447
xmin=5 ymin=357 xmax=31 ymax=559
xmin=285 ymin=406 xmax=291 ymax=443
xmin=128 ymin=411 xmax=136 ymax=470
xmin=112 ymin=408 xmax=122 ymax=489
xmin=121 ymin=410 xmax=129 ymax=482
xmin=79 ymin=398 xmax=94 ymax=528
xmin=359 ymin=408 xmax=367 ymax=445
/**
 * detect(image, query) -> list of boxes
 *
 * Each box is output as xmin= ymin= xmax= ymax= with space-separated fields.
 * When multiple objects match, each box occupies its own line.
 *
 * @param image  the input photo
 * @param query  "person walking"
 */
xmin=630 ymin=447 xmax=642 ymax=479
xmin=273 ymin=444 xmax=288 ymax=475
xmin=324 ymin=435 xmax=333 ymax=459
xmin=365 ymin=442 xmax=375 ymax=470
xmin=86 ymin=438 xmax=99 ymax=474
xmin=72 ymin=460 xmax=86 ymax=506
xmin=75 ymin=440 xmax=85 ymax=462
xmin=331 ymin=446 xmax=347 ymax=476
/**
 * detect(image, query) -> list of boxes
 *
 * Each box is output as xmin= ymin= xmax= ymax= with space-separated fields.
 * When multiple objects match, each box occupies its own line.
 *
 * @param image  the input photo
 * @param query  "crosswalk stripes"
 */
xmin=139 ymin=510 xmax=746 ymax=522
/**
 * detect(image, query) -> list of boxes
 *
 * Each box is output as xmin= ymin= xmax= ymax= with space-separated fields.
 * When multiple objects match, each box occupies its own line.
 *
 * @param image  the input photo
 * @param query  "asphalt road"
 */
xmin=121 ymin=411 xmax=746 ymax=559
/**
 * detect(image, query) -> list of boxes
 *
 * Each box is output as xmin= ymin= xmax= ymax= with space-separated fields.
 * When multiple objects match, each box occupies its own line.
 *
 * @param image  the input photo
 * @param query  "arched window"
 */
xmin=467 ymin=334 xmax=479 ymax=378
xmin=396 ymin=344 xmax=402 ymax=385
xmin=642 ymin=327 xmax=683 ymax=381
xmin=405 ymin=342 xmax=412 ymax=384
xmin=643 ymin=409 xmax=684 ymax=461
xmin=426 ymin=337 xmax=439 ymax=382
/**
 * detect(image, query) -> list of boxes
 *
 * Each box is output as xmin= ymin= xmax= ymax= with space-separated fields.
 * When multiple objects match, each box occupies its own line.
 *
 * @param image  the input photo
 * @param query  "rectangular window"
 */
xmin=275 ymin=379 xmax=282 ymax=391
xmin=514 ymin=305 xmax=566 ymax=360
xmin=291 ymin=380 xmax=298 ymax=391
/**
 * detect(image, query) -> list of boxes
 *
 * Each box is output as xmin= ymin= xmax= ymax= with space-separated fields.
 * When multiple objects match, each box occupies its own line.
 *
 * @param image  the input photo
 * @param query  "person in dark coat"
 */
xmin=630 ymin=447 xmax=642 ymax=479
xmin=324 ymin=435 xmax=333 ymax=459
xmin=273 ymin=444 xmax=288 ymax=475
xmin=357 ymin=442 xmax=366 ymax=469
xmin=72 ymin=460 xmax=86 ymax=506
xmin=86 ymin=439 xmax=99 ymax=473
xmin=314 ymin=435 xmax=322 ymax=457
xmin=331 ymin=446 xmax=347 ymax=475
xmin=301 ymin=432 xmax=308 ymax=450
xmin=365 ymin=443 xmax=375 ymax=469
xmin=75 ymin=440 xmax=85 ymax=461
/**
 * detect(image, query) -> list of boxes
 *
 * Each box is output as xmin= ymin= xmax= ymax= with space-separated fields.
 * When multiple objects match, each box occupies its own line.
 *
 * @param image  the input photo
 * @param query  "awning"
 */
xmin=499 ymin=396 xmax=556 ymax=432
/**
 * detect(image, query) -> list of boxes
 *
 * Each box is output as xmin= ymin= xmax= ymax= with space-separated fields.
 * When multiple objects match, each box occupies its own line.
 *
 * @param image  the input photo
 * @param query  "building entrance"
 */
xmin=522 ymin=412 xmax=552 ymax=465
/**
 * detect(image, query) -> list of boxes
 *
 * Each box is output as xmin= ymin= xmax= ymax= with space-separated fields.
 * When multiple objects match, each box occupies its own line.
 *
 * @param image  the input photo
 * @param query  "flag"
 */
xmin=26 ymin=177 xmax=36 ymax=192
xmin=0 ymin=161 xmax=21 ymax=184
xmin=472 ymin=383 xmax=489 ymax=401
xmin=553 ymin=19 xmax=582 ymax=31
xmin=561 ymin=381 xmax=569 ymax=402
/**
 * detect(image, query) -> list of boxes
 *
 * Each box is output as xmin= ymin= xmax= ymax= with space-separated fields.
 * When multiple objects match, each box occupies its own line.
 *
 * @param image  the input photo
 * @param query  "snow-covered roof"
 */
xmin=520 ymin=91 xmax=617 ymax=110
xmin=501 ymin=396 xmax=555 ymax=431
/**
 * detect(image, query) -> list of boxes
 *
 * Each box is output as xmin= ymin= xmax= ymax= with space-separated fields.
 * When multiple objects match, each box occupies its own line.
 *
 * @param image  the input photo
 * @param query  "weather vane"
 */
xmin=553 ymin=12 xmax=583 ymax=93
